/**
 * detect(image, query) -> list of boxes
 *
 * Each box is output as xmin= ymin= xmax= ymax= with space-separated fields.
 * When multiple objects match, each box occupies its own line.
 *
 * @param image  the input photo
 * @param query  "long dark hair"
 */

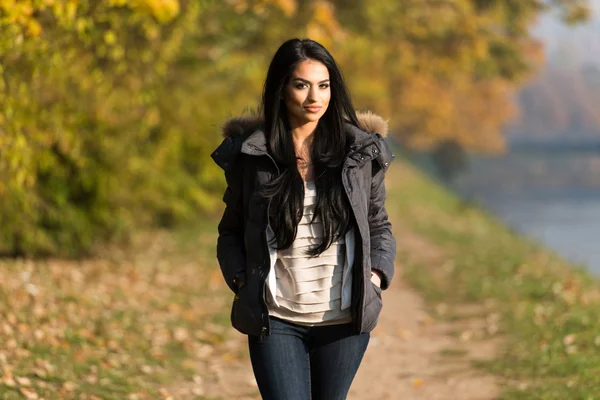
xmin=261 ymin=38 xmax=360 ymax=256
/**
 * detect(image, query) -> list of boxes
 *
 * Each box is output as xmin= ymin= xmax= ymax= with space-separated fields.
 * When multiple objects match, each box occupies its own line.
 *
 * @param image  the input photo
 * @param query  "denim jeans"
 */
xmin=248 ymin=316 xmax=370 ymax=400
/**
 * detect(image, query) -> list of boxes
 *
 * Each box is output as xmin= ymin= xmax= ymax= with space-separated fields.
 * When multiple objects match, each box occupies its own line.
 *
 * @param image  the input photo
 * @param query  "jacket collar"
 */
xmin=211 ymin=111 xmax=394 ymax=171
xmin=221 ymin=110 xmax=388 ymax=152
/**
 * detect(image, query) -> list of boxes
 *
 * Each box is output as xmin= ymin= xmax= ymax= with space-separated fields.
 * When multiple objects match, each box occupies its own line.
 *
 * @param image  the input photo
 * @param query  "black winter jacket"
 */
xmin=210 ymin=111 xmax=396 ymax=338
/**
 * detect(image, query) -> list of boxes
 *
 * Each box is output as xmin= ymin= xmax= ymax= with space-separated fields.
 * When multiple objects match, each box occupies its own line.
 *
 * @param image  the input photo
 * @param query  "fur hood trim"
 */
xmin=221 ymin=110 xmax=389 ymax=138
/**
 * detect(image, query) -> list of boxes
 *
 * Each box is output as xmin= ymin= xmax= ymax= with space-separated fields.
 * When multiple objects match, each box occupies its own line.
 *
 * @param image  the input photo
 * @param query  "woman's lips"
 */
xmin=304 ymin=106 xmax=322 ymax=113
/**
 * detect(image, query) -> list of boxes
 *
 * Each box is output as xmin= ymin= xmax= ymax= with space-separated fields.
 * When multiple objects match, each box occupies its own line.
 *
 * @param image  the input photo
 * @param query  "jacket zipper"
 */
xmin=342 ymin=142 xmax=377 ymax=334
xmin=253 ymin=146 xmax=279 ymax=340
xmin=259 ymin=229 xmax=270 ymax=342
xmin=342 ymin=166 xmax=365 ymax=334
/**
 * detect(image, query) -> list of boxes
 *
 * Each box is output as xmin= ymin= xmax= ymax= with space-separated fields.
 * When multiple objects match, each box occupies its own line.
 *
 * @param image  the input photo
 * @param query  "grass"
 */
xmin=388 ymin=157 xmax=600 ymax=399
xmin=0 ymin=220 xmax=228 ymax=399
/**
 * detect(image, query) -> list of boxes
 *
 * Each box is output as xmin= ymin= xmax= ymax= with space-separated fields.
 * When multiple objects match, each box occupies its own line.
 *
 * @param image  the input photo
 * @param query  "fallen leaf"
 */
xmin=19 ymin=388 xmax=39 ymax=399
xmin=417 ymin=314 xmax=434 ymax=325
xmin=412 ymin=378 xmax=424 ymax=387
xmin=2 ymin=376 xmax=16 ymax=388
xmin=173 ymin=327 xmax=189 ymax=342
xmin=460 ymin=330 xmax=473 ymax=342
xmin=397 ymin=328 xmax=412 ymax=340
xmin=141 ymin=365 xmax=153 ymax=374
xmin=159 ymin=387 xmax=173 ymax=400
xmin=563 ymin=334 xmax=576 ymax=346
xmin=15 ymin=376 xmax=32 ymax=386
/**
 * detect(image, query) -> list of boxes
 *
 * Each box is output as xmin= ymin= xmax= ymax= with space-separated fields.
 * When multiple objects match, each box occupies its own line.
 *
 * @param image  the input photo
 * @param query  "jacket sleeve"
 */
xmin=368 ymin=137 xmax=396 ymax=290
xmin=216 ymin=157 xmax=247 ymax=293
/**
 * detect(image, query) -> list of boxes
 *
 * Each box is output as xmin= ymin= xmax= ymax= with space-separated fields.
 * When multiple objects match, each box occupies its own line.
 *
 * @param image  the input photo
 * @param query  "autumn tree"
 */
xmin=0 ymin=0 xmax=590 ymax=256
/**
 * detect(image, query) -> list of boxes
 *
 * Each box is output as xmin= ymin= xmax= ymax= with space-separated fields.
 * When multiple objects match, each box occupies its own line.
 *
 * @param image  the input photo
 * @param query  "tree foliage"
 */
xmin=508 ymin=60 xmax=600 ymax=138
xmin=0 ymin=0 xmax=589 ymax=256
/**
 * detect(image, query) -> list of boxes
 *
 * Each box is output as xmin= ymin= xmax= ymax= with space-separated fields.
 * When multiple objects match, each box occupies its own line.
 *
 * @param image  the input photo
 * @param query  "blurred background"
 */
xmin=0 ymin=0 xmax=596 ymax=269
xmin=2 ymin=1 xmax=600 ymax=398
xmin=421 ymin=1 xmax=600 ymax=274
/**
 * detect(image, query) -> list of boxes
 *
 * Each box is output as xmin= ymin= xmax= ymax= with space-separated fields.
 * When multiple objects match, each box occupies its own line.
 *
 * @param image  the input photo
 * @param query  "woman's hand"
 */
xmin=370 ymin=270 xmax=382 ymax=288
xmin=233 ymin=272 xmax=246 ymax=293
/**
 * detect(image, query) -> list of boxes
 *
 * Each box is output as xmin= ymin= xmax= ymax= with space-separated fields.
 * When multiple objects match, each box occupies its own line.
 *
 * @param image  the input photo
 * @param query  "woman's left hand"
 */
xmin=370 ymin=270 xmax=382 ymax=288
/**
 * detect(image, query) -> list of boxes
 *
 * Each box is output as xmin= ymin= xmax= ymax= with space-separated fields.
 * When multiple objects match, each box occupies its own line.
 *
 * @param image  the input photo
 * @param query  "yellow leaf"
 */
xmin=274 ymin=0 xmax=296 ymax=17
xmin=104 ymin=30 xmax=117 ymax=45
xmin=19 ymin=388 xmax=39 ymax=400
xmin=15 ymin=376 xmax=31 ymax=386
xmin=26 ymin=19 xmax=42 ymax=37
xmin=412 ymin=378 xmax=424 ymax=387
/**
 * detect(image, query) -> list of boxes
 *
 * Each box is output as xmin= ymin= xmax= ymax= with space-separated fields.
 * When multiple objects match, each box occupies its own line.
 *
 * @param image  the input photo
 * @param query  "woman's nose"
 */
xmin=308 ymin=86 xmax=318 ymax=101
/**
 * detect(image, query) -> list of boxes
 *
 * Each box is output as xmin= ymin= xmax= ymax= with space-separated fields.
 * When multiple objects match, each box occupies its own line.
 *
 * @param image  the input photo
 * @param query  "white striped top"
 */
xmin=266 ymin=180 xmax=352 ymax=325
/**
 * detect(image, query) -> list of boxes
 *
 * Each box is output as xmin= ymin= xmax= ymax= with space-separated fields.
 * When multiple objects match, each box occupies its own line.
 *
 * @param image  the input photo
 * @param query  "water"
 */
xmin=448 ymin=150 xmax=600 ymax=274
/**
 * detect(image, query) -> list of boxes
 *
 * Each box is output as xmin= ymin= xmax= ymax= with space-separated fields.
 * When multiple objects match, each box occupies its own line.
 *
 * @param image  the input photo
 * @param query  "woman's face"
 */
xmin=283 ymin=59 xmax=331 ymax=128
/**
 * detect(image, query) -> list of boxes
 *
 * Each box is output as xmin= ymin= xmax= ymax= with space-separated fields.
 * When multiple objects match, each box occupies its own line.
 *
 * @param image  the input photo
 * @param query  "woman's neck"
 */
xmin=290 ymin=120 xmax=318 ymax=146
xmin=291 ymin=121 xmax=317 ymax=182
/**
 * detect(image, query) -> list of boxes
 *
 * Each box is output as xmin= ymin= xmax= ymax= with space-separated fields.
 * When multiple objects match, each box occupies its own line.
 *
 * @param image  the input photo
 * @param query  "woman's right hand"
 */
xmin=233 ymin=272 xmax=246 ymax=292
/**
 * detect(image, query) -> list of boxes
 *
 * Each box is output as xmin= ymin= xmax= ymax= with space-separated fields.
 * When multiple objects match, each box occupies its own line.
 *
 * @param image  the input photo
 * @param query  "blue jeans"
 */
xmin=248 ymin=316 xmax=370 ymax=400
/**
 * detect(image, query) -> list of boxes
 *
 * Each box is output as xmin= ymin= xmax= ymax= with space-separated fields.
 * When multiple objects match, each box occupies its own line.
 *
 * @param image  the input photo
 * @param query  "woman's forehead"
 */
xmin=291 ymin=59 xmax=329 ymax=82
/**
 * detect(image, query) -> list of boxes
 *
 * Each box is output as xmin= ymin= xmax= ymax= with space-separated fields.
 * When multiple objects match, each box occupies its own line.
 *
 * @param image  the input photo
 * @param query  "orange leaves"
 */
xmin=20 ymin=388 xmax=40 ymax=400
xmin=0 ymin=228 xmax=232 ymax=396
xmin=1 ymin=365 xmax=16 ymax=388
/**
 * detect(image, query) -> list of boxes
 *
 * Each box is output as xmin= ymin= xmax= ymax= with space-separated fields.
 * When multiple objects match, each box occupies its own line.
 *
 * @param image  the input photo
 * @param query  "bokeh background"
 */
xmin=2 ymin=2 xmax=600 ymax=398
xmin=0 ymin=0 xmax=592 ymax=258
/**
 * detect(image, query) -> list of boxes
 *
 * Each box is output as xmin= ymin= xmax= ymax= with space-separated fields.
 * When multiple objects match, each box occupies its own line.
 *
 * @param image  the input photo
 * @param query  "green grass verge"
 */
xmin=388 ymin=157 xmax=600 ymax=399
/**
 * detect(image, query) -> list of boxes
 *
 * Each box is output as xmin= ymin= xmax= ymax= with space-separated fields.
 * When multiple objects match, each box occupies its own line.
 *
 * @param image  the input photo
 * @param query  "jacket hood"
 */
xmin=211 ymin=110 xmax=394 ymax=173
xmin=221 ymin=110 xmax=389 ymax=139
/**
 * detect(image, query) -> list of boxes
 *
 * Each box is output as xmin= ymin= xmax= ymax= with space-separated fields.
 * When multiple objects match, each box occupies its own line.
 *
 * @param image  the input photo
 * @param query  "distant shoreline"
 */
xmin=507 ymin=139 xmax=600 ymax=153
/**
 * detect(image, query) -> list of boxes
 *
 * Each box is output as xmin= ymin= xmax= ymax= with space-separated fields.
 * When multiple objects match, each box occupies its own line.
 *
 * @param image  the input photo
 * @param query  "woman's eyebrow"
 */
xmin=291 ymin=77 xmax=330 ymax=84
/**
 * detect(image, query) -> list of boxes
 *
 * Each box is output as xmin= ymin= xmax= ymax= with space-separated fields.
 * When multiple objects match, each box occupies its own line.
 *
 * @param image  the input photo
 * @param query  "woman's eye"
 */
xmin=320 ymin=84 xmax=330 ymax=89
xmin=295 ymin=83 xmax=307 ymax=89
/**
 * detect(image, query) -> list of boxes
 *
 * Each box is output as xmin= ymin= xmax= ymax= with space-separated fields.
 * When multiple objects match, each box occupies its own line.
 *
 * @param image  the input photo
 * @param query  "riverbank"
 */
xmin=390 ymin=160 xmax=600 ymax=398
xmin=0 ymin=159 xmax=598 ymax=398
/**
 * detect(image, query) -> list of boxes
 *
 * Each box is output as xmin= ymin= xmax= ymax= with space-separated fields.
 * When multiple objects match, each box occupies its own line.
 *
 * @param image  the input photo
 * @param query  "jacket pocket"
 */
xmin=361 ymin=282 xmax=383 ymax=333
xmin=230 ymin=280 xmax=263 ymax=336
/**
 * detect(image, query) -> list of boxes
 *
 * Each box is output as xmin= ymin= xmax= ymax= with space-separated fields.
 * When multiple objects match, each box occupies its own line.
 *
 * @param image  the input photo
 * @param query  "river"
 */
xmin=445 ymin=148 xmax=600 ymax=274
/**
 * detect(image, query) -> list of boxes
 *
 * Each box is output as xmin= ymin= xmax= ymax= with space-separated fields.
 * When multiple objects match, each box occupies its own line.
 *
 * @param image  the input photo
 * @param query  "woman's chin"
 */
xmin=288 ymin=109 xmax=328 ymax=127
xmin=302 ymin=111 xmax=326 ymax=122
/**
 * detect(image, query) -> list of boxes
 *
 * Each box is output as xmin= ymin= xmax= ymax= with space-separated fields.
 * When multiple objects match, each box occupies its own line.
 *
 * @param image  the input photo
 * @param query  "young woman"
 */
xmin=211 ymin=38 xmax=396 ymax=400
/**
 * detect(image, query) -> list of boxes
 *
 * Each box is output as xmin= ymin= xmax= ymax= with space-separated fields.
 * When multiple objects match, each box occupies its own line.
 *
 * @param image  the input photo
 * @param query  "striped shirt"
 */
xmin=266 ymin=180 xmax=352 ymax=325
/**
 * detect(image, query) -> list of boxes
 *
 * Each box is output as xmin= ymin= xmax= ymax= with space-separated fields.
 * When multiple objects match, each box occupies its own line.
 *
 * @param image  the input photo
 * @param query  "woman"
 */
xmin=211 ymin=38 xmax=396 ymax=400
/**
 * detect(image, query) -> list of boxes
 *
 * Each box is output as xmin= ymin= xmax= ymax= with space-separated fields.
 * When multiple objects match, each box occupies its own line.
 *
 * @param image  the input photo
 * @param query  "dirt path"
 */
xmin=171 ymin=230 xmax=501 ymax=399
xmin=349 ymin=279 xmax=500 ymax=400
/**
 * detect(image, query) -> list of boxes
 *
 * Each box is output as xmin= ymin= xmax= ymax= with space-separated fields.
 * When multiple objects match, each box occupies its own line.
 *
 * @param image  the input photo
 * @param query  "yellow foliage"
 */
xmin=104 ymin=30 xmax=117 ymax=45
xmin=307 ymin=1 xmax=345 ymax=46
xmin=26 ymin=19 xmax=42 ymax=37
xmin=106 ymin=0 xmax=180 ymax=23
xmin=0 ymin=0 xmax=588 ymax=255
xmin=274 ymin=0 xmax=297 ymax=17
xmin=136 ymin=0 xmax=180 ymax=23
